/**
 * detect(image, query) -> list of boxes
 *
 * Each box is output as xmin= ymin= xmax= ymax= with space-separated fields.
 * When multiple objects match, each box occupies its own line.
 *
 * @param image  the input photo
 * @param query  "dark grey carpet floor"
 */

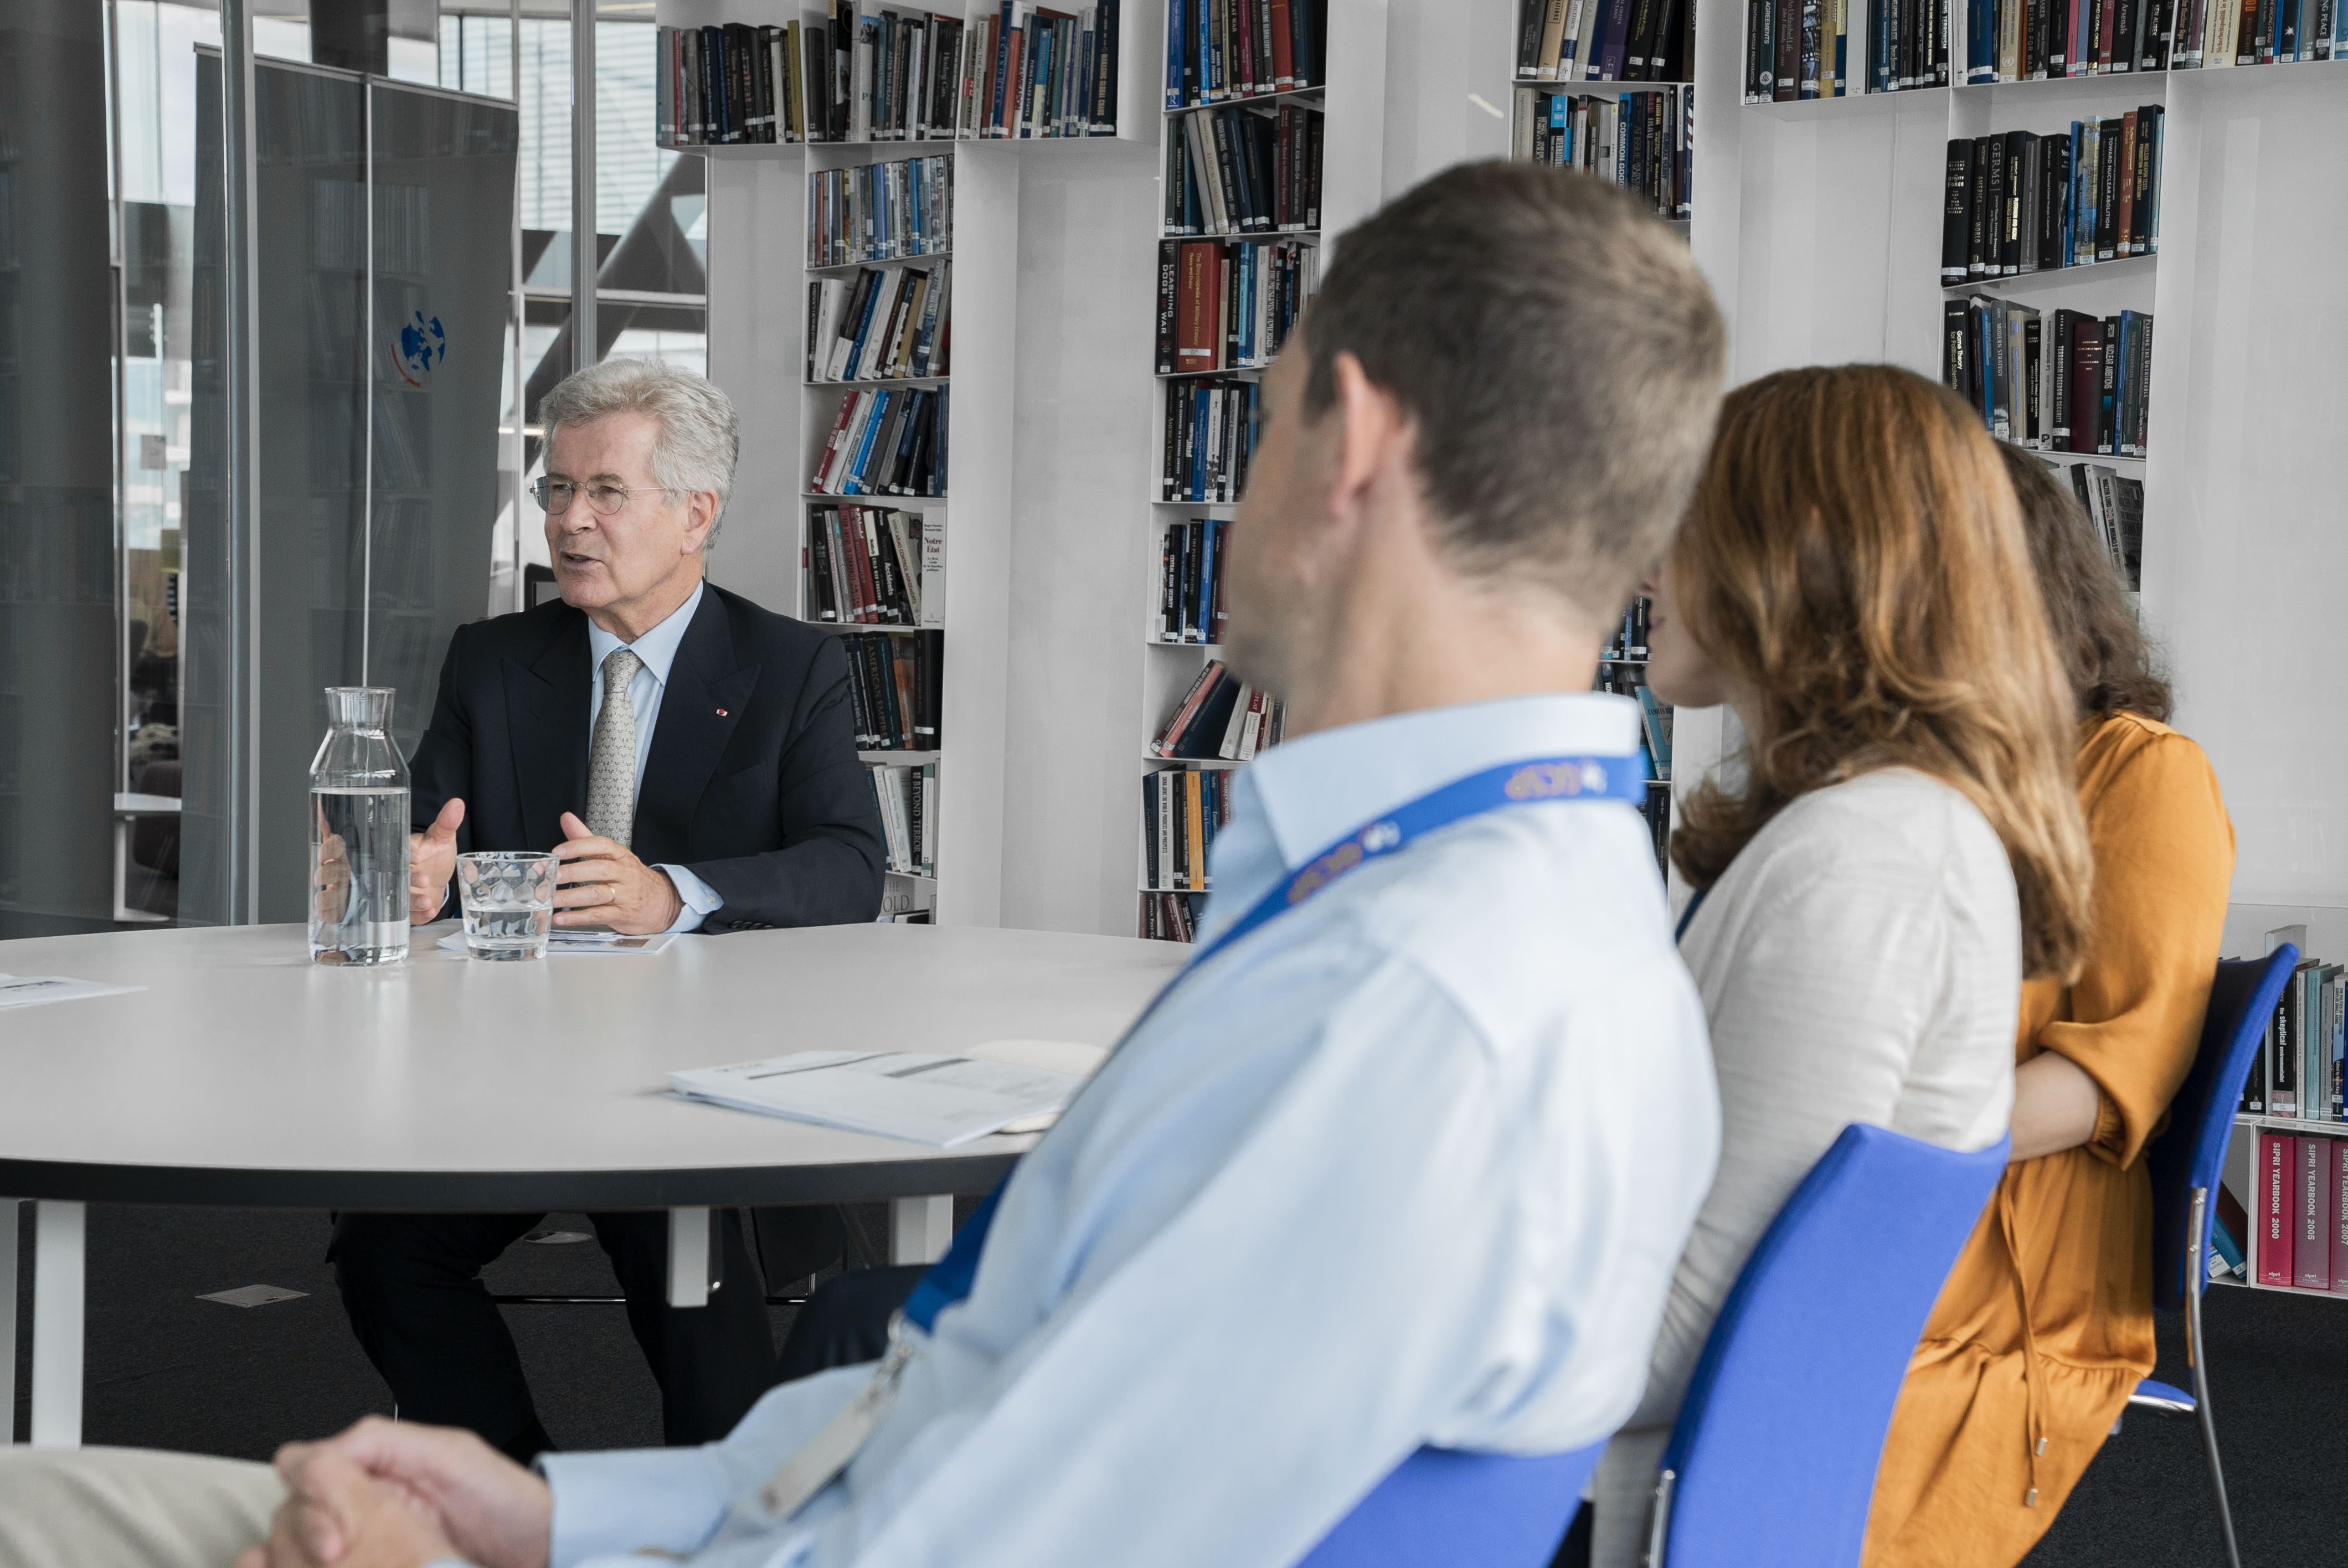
xmin=7 ymin=1205 xmax=2339 ymax=1565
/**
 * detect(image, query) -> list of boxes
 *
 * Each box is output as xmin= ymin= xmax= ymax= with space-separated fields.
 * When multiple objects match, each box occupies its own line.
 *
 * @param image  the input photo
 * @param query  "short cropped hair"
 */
xmin=1301 ymin=162 xmax=1727 ymax=617
xmin=540 ymin=358 xmax=740 ymax=546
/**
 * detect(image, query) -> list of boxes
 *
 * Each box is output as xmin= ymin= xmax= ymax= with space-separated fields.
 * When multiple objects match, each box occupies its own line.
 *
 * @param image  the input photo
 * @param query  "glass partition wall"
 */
xmin=0 ymin=0 xmax=696 ymax=937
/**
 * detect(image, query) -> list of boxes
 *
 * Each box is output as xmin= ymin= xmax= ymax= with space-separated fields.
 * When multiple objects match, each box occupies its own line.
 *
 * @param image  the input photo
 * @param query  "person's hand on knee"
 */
xmin=317 ymin=1415 xmax=553 ymax=1568
xmin=237 ymin=1441 xmax=456 ymax=1568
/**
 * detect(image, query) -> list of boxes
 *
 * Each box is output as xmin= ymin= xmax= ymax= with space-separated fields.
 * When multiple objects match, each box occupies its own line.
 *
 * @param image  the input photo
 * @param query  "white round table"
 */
xmin=0 ymin=921 xmax=1182 ymax=1447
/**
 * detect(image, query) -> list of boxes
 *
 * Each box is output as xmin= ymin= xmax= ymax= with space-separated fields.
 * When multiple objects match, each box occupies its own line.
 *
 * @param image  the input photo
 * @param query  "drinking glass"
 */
xmin=456 ymin=852 xmax=557 ymax=961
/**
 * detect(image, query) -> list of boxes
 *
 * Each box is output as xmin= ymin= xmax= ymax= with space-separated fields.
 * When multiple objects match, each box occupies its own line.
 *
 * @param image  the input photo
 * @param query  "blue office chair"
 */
xmin=1293 ymin=1442 xmax=1604 ymax=1568
xmin=1644 ymin=1124 xmax=2011 ymax=1567
xmin=2120 ymin=945 xmax=2298 ymax=1568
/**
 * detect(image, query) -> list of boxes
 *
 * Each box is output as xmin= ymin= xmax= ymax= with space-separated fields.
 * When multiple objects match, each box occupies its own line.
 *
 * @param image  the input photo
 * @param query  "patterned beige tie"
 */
xmin=587 ymin=647 xmax=643 ymax=847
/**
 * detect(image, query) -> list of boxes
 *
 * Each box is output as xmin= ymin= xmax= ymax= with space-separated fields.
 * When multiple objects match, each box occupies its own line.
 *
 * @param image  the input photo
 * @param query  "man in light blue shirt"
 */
xmin=0 ymin=163 xmax=1728 ymax=1568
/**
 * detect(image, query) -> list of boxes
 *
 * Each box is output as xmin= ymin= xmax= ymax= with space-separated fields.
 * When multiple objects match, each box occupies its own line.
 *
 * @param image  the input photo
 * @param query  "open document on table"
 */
xmin=671 ymin=1049 xmax=1089 ymax=1147
xmin=0 ymin=974 xmax=142 ymax=1010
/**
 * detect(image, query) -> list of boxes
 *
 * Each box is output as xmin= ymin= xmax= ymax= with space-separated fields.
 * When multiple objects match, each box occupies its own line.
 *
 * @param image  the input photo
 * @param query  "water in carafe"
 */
xmin=310 ymin=687 xmax=411 ymax=964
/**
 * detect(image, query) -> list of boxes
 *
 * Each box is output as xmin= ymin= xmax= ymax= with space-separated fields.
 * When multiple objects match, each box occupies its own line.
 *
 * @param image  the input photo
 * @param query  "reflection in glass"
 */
xmin=189 ymin=55 xmax=515 ymax=925
xmin=0 ymin=0 xmax=116 ymax=938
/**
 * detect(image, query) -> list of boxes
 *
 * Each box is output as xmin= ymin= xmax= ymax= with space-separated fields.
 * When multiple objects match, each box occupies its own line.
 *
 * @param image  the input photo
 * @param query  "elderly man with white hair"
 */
xmin=327 ymin=358 xmax=887 ymax=1466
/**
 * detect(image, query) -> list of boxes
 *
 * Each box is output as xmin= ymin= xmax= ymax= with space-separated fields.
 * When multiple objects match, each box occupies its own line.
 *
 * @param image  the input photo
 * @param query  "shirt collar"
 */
xmin=1244 ymin=692 xmax=1642 ymax=869
xmin=585 ymin=577 xmax=706 ymax=689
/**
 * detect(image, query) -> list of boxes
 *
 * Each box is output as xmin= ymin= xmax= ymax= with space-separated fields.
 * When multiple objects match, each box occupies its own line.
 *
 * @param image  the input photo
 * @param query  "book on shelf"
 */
xmin=1602 ymin=595 xmax=1651 ymax=662
xmin=2065 ymin=461 xmax=2143 ymax=589
xmin=1949 ymin=0 xmax=2341 ymax=82
xmin=1162 ymin=0 xmax=1329 ymax=109
xmin=1158 ymin=517 xmax=1230 ymax=643
xmin=1141 ymin=890 xmax=1208 ymax=942
xmin=1510 ymin=85 xmax=1692 ymax=220
xmin=1939 ymin=115 xmax=2161 ymax=287
xmin=1965 ymin=0 xmax=2172 ymax=75
xmin=809 ymin=504 xmax=946 ymax=626
xmin=1151 ymin=658 xmax=1286 ymax=759
xmin=812 ymin=386 xmax=951 ymax=497
xmin=657 ymin=0 xmax=1120 ymax=146
xmin=809 ymin=156 xmax=956 ymax=269
xmin=2241 ymin=953 xmax=2345 ymax=1120
xmin=2253 ymin=1130 xmax=2348 ymax=1292
xmin=867 ymin=760 xmax=938 ymax=875
xmin=1747 ymin=0 xmax=1875 ymax=96
xmin=837 ymin=627 xmax=946 ymax=749
xmin=1942 ymin=301 xmax=2153 ymax=458
xmin=808 ymin=263 xmax=953 ymax=385
xmin=1516 ymin=0 xmax=1703 ymax=82
xmin=1163 ymin=102 xmax=1324 ymax=235
xmin=879 ymin=884 xmax=935 ymax=921
xmin=1592 ymin=628 xmax=1674 ymax=880
xmin=1636 ymin=684 xmax=1674 ymax=781
xmin=1161 ymin=377 xmax=1259 ymax=502
xmin=1156 ymin=239 xmax=1315 ymax=374
xmin=1141 ymin=765 xmax=1235 ymax=892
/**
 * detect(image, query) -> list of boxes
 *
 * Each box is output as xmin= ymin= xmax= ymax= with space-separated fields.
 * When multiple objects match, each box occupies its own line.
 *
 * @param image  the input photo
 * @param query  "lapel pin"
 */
xmin=716 ymin=708 xmax=729 ymax=717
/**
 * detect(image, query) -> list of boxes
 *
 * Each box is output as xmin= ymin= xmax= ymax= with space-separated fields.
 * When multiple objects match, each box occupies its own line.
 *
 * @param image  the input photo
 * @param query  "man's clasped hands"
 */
xmin=237 ymin=1419 xmax=553 ymax=1568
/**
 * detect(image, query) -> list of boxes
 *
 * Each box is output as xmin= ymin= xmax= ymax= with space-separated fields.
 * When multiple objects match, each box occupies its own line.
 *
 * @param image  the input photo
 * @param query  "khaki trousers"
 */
xmin=0 ymin=1447 xmax=282 ymax=1568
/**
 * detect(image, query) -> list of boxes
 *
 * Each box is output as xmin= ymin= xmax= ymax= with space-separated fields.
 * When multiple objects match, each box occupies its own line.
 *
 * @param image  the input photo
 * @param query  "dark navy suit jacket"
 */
xmin=408 ymin=582 xmax=884 ymax=932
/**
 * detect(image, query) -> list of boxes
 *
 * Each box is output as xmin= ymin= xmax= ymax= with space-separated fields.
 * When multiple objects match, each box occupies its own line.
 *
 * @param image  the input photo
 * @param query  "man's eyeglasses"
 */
xmin=531 ymin=479 xmax=683 ymax=517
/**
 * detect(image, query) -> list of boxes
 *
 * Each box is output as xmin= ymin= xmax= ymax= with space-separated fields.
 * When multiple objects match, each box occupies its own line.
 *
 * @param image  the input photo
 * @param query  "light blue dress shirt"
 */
xmin=583 ymin=578 xmax=724 ymax=934
xmin=533 ymin=691 xmax=1723 ymax=1568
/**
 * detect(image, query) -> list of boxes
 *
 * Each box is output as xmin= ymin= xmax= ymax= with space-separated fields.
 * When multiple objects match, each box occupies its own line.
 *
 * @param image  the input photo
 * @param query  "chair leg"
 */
xmin=2186 ymin=1189 xmax=2242 ymax=1568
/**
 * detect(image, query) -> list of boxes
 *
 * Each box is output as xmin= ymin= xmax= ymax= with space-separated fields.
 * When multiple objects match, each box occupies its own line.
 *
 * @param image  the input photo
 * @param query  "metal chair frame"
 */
xmin=2118 ymin=946 xmax=2299 ymax=1568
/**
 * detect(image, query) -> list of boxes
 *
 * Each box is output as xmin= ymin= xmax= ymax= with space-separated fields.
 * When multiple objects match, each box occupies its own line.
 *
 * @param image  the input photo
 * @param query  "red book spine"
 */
xmin=2300 ymin=1136 xmax=2334 ymax=1291
xmin=1176 ymin=241 xmax=1217 ymax=371
xmin=2262 ymin=1132 xmax=2296 ymax=1286
xmin=813 ymin=390 xmax=861 ymax=491
xmin=1269 ymin=0 xmax=1296 ymax=84
xmin=2331 ymin=1139 xmax=2348 ymax=1292
xmin=1233 ymin=0 xmax=1258 ymax=92
xmin=843 ymin=506 xmax=879 ymax=622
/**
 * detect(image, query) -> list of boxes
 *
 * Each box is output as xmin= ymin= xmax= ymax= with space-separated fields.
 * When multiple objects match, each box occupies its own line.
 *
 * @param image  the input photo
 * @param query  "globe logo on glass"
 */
xmin=394 ymin=310 xmax=447 ymax=387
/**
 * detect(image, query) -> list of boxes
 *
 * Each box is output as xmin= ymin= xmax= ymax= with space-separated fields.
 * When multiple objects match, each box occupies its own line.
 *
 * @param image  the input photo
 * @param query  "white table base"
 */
xmin=2 ymin=1199 xmax=86 ymax=1448
xmin=890 ymin=1195 xmax=955 ymax=1266
xmin=6 ymin=1195 xmax=957 ymax=1447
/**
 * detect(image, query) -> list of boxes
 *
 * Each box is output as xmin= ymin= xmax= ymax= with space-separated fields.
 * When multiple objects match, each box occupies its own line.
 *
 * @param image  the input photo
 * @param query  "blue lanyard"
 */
xmin=1675 ymin=886 xmax=1707 ymax=943
xmin=903 ymin=752 xmax=1650 ymax=1333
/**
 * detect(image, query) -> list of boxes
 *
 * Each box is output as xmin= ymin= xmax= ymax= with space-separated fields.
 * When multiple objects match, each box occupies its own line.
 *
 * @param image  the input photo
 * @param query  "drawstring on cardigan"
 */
xmin=1996 ymin=1172 xmax=2047 ymax=1507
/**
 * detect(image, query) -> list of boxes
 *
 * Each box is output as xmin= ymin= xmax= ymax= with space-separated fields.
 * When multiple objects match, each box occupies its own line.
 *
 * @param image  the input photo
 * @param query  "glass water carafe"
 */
xmin=310 ymin=687 xmax=411 ymax=965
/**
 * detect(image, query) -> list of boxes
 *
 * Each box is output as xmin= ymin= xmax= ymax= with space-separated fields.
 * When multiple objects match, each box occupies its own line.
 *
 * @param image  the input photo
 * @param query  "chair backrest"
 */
xmin=1655 ymin=1123 xmax=2010 ymax=1568
xmin=1291 ymin=1442 xmax=1604 ymax=1568
xmin=2145 ymin=947 xmax=2299 ymax=1313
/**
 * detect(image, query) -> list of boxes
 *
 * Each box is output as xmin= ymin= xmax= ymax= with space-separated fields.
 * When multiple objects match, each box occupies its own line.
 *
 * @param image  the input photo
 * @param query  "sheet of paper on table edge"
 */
xmin=0 ymin=974 xmax=146 ymax=1010
xmin=670 ymin=1041 xmax=1109 ymax=1147
xmin=435 ymin=932 xmax=677 ymax=957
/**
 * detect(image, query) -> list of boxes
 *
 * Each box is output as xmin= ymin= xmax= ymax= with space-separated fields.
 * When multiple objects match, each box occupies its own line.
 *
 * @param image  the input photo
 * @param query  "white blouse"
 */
xmin=1592 ymin=767 xmax=2021 ymax=1568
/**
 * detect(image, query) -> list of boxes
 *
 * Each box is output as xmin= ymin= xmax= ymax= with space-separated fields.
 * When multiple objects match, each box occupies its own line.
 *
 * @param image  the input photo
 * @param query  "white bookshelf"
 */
xmin=671 ymin=0 xmax=1158 ymax=932
xmin=1133 ymin=0 xmax=1390 ymax=939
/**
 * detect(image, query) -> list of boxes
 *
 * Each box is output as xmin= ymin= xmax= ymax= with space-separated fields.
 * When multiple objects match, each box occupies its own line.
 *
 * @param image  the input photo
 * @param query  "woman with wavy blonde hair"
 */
xmin=1586 ymin=365 xmax=2094 ymax=1568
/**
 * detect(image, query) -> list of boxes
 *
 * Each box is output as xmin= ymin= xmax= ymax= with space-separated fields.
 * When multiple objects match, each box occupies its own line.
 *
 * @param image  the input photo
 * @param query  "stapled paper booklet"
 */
xmin=0 ymin=974 xmax=143 ymax=1010
xmin=671 ymin=1050 xmax=1087 ymax=1147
